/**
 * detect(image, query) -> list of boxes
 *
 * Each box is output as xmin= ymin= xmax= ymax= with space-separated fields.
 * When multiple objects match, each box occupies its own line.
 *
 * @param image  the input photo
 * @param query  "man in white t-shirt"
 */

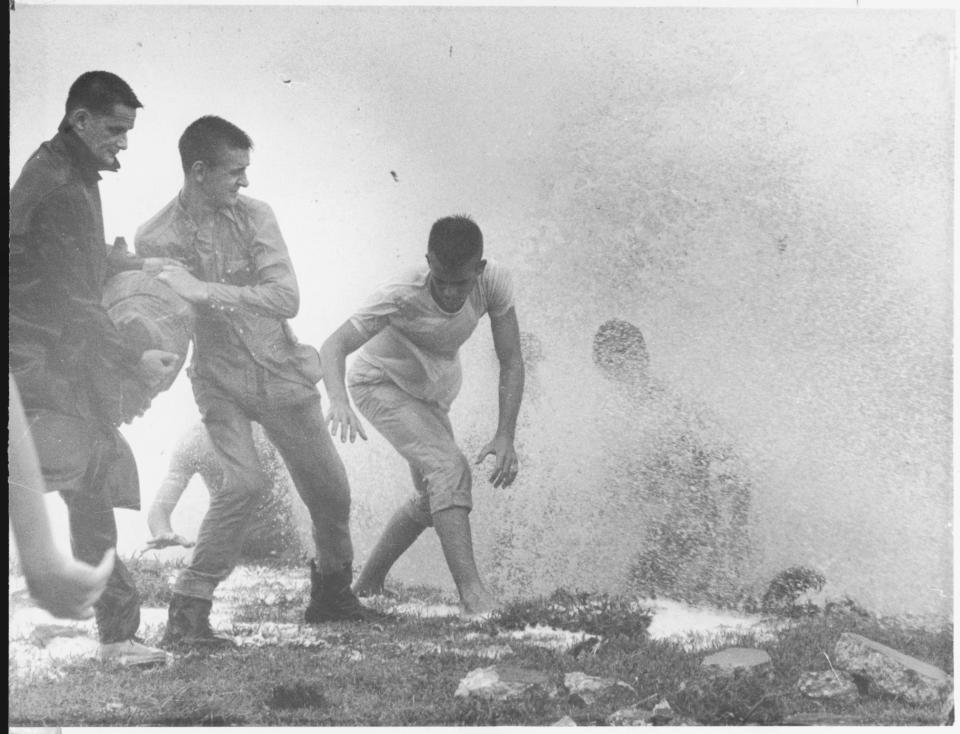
xmin=320 ymin=215 xmax=525 ymax=618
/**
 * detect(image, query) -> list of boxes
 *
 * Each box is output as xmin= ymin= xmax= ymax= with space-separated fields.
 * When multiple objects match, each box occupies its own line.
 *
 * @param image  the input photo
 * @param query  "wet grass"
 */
xmin=8 ymin=560 xmax=952 ymax=726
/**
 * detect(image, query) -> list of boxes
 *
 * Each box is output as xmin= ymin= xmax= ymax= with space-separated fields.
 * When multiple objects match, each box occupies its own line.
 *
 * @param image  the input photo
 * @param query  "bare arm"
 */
xmin=318 ymin=319 xmax=376 ymax=442
xmin=476 ymin=307 xmax=525 ymax=487
xmin=145 ymin=429 xmax=205 ymax=549
xmin=145 ymin=469 xmax=197 ymax=548
xmin=8 ymin=375 xmax=115 ymax=619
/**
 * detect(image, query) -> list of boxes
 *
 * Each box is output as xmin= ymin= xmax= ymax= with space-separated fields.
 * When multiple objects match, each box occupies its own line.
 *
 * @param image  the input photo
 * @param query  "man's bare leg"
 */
xmin=433 ymin=506 xmax=497 ymax=618
xmin=352 ymin=507 xmax=426 ymax=596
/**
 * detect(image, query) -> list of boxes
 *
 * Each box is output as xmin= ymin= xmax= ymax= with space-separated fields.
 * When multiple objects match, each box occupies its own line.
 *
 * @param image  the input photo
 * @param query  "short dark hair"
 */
xmin=593 ymin=319 xmax=649 ymax=373
xmin=178 ymin=115 xmax=253 ymax=174
xmin=65 ymin=71 xmax=142 ymax=117
xmin=428 ymin=215 xmax=483 ymax=267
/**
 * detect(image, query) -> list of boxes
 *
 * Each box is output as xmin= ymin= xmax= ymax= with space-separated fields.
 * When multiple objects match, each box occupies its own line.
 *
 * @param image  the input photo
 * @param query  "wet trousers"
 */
xmin=174 ymin=381 xmax=353 ymax=600
xmin=62 ymin=490 xmax=141 ymax=643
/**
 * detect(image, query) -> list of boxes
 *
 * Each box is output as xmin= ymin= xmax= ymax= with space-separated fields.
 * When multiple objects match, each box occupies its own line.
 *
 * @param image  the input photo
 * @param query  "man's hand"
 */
xmin=142 ymin=257 xmax=186 ymax=275
xmin=476 ymin=434 xmax=519 ymax=488
xmin=145 ymin=531 xmax=195 ymax=550
xmin=155 ymin=265 xmax=209 ymax=303
xmin=325 ymin=399 xmax=368 ymax=443
xmin=135 ymin=349 xmax=180 ymax=389
xmin=26 ymin=549 xmax=116 ymax=620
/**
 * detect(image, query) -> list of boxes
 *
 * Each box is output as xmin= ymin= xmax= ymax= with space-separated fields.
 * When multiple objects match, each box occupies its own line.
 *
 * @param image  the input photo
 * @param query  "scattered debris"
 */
xmin=454 ymin=664 xmax=557 ymax=701
xmin=564 ymin=671 xmax=635 ymax=706
xmin=231 ymin=622 xmax=331 ymax=649
xmin=701 ymin=647 xmax=772 ymax=674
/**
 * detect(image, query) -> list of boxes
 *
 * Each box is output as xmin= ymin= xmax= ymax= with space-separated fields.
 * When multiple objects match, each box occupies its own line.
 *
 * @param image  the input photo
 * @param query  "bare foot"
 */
xmin=459 ymin=591 xmax=499 ymax=620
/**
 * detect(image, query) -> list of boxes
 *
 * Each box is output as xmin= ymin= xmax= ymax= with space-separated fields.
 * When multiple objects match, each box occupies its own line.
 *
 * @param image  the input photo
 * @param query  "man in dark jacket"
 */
xmin=9 ymin=71 xmax=179 ymax=666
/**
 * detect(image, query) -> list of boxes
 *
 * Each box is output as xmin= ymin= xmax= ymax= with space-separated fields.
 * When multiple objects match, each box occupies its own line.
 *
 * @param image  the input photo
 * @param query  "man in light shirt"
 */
xmin=320 ymin=215 xmax=525 ymax=618
xmin=137 ymin=116 xmax=380 ymax=650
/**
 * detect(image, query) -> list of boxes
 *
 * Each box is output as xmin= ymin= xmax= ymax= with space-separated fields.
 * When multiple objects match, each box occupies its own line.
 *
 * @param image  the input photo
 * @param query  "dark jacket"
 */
xmin=9 ymin=126 xmax=145 ymax=426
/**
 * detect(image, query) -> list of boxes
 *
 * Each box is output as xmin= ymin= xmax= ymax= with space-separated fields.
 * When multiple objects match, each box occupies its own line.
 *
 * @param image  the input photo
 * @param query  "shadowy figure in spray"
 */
xmin=592 ymin=319 xmax=753 ymax=606
xmin=146 ymin=421 xmax=305 ymax=562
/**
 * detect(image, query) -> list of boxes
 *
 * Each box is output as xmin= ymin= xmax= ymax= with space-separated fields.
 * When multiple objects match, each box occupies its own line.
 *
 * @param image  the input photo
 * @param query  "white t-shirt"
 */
xmin=347 ymin=260 xmax=514 ymax=410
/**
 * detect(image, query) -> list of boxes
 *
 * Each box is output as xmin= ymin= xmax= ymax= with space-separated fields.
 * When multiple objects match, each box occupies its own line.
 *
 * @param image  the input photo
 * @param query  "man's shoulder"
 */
xmin=482 ymin=258 xmax=509 ymax=277
xmin=11 ymin=140 xmax=74 ymax=200
xmin=380 ymin=265 xmax=430 ymax=301
xmin=479 ymin=258 xmax=513 ymax=293
xmin=135 ymin=196 xmax=185 ymax=243
xmin=234 ymin=194 xmax=278 ymax=226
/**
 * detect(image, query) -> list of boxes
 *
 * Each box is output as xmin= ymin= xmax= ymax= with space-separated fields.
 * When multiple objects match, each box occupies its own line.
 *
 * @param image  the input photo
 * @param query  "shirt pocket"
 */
xmin=223 ymin=256 xmax=256 ymax=286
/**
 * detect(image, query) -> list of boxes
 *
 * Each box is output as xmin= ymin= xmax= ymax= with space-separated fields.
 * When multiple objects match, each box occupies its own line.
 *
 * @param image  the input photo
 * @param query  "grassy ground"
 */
xmin=8 ymin=559 xmax=952 ymax=726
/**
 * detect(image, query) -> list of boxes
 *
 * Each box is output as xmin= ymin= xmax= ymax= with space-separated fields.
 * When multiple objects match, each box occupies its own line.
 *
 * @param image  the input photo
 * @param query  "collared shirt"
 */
xmin=135 ymin=194 xmax=320 ymax=403
xmin=347 ymin=260 xmax=514 ymax=410
xmin=9 ymin=128 xmax=145 ymax=426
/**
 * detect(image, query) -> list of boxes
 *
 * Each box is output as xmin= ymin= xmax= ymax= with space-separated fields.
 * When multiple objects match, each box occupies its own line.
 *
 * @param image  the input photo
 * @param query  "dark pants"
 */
xmin=175 ymin=377 xmax=353 ymax=600
xmin=26 ymin=410 xmax=142 ymax=643
xmin=61 ymin=490 xmax=141 ymax=643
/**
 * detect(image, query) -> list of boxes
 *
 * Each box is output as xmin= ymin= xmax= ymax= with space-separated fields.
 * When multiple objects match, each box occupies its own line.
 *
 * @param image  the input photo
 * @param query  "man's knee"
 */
xmin=423 ymin=452 xmax=473 ymax=518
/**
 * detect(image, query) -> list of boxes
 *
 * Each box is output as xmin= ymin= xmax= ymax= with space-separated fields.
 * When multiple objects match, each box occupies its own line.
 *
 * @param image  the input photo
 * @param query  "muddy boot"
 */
xmin=160 ymin=593 xmax=236 ymax=650
xmin=304 ymin=561 xmax=390 ymax=623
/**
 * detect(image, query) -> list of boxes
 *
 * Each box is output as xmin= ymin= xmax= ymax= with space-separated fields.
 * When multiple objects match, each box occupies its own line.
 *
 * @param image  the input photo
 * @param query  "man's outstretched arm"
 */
xmin=477 ymin=307 xmax=525 ymax=488
xmin=145 ymin=468 xmax=198 ymax=549
xmin=319 ymin=320 xmax=375 ymax=443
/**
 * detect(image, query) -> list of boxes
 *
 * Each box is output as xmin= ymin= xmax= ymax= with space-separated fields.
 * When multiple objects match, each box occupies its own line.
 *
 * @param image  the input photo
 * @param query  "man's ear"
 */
xmin=189 ymin=160 xmax=207 ymax=183
xmin=69 ymin=108 xmax=91 ymax=132
xmin=477 ymin=258 xmax=487 ymax=274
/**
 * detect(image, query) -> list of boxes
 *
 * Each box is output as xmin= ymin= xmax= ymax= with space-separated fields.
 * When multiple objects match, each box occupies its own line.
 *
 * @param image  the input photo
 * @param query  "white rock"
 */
xmin=607 ymin=706 xmax=653 ymax=726
xmin=701 ymin=647 xmax=771 ymax=673
xmin=564 ymin=671 xmax=636 ymax=705
xmin=833 ymin=632 xmax=952 ymax=706
xmin=455 ymin=664 xmax=555 ymax=701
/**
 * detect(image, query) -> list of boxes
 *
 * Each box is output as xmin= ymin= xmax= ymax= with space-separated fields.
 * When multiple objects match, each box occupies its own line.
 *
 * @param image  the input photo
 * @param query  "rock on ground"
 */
xmin=833 ymin=632 xmax=952 ymax=706
xmin=797 ymin=670 xmax=860 ymax=702
xmin=701 ymin=647 xmax=772 ymax=674
xmin=564 ymin=671 xmax=636 ymax=705
xmin=455 ymin=664 xmax=557 ymax=701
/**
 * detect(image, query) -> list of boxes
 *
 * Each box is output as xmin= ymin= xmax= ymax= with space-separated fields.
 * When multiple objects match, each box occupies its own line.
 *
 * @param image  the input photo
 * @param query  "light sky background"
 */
xmin=9 ymin=2 xmax=955 ymax=618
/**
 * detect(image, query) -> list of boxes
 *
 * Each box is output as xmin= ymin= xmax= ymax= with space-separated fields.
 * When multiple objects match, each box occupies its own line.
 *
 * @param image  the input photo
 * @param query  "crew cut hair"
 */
xmin=427 ymin=215 xmax=483 ymax=267
xmin=178 ymin=115 xmax=254 ymax=174
xmin=65 ymin=71 xmax=142 ymax=117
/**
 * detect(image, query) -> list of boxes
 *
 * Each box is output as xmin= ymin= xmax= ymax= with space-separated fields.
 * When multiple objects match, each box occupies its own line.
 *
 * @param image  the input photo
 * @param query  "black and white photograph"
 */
xmin=9 ymin=0 xmax=954 ymax=726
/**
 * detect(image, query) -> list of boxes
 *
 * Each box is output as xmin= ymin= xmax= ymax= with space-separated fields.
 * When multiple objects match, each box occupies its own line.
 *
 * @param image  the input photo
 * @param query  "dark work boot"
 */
xmin=304 ymin=561 xmax=391 ymax=623
xmin=160 ymin=593 xmax=236 ymax=650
